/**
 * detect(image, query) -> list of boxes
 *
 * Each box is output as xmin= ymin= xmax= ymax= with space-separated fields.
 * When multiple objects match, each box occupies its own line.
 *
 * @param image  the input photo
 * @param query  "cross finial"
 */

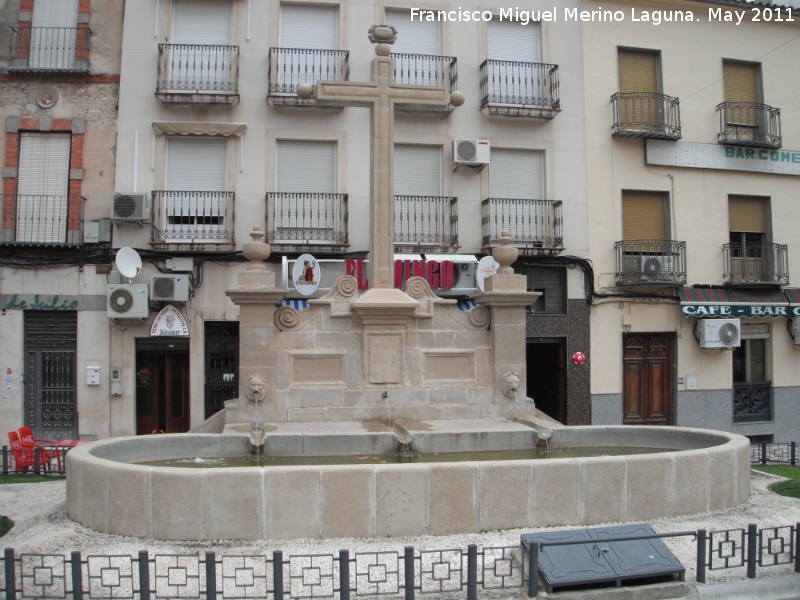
xmin=368 ymin=24 xmax=397 ymax=57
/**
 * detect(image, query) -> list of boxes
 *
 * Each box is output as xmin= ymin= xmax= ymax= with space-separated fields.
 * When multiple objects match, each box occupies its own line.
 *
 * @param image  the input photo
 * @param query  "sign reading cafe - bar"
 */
xmin=646 ymin=140 xmax=800 ymax=176
xmin=679 ymin=287 xmax=789 ymax=318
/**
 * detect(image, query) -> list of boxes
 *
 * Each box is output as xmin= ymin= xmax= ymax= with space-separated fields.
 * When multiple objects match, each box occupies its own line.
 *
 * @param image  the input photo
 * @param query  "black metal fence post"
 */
xmin=4 ymin=548 xmax=16 ymax=600
xmin=2 ymin=445 xmax=8 ymax=475
xmin=273 ymin=551 xmax=283 ymax=600
xmin=139 ymin=550 xmax=150 ymax=600
xmin=466 ymin=544 xmax=477 ymax=600
xmin=34 ymin=446 xmax=40 ymax=474
xmin=761 ymin=442 xmax=768 ymax=465
xmin=404 ymin=546 xmax=415 ymax=600
xmin=527 ymin=543 xmax=539 ymax=598
xmin=791 ymin=442 xmax=796 ymax=467
xmin=205 ymin=552 xmax=216 ymax=600
xmin=71 ymin=551 xmax=83 ymax=600
xmin=339 ymin=550 xmax=350 ymax=600
xmin=696 ymin=529 xmax=706 ymax=583
xmin=746 ymin=524 xmax=758 ymax=579
xmin=795 ymin=522 xmax=800 ymax=573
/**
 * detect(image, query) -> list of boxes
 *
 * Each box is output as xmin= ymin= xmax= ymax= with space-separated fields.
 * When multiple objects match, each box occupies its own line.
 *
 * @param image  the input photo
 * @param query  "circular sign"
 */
xmin=292 ymin=254 xmax=321 ymax=296
xmin=476 ymin=256 xmax=500 ymax=292
xmin=572 ymin=352 xmax=586 ymax=366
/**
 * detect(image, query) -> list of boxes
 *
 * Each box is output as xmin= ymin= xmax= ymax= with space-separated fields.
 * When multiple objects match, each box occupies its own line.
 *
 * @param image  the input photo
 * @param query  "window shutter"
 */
xmin=489 ymin=149 xmax=544 ymax=199
xmin=17 ymin=133 xmax=71 ymax=243
xmin=172 ymin=0 xmax=231 ymax=45
xmin=487 ymin=20 xmax=540 ymax=62
xmin=280 ymin=4 xmax=338 ymax=49
xmin=385 ymin=10 xmax=441 ymax=55
xmin=622 ymin=191 xmax=667 ymax=240
xmin=276 ymin=141 xmax=336 ymax=229
xmin=532 ymin=267 xmax=567 ymax=314
xmin=31 ymin=0 xmax=78 ymax=69
xmin=394 ymin=145 xmax=441 ymax=196
xmin=32 ymin=0 xmax=79 ymax=27
xmin=166 ymin=137 xmax=227 ymax=191
xmin=729 ymin=196 xmax=766 ymax=233
xmin=723 ymin=61 xmax=759 ymax=103
xmin=618 ymin=50 xmax=658 ymax=93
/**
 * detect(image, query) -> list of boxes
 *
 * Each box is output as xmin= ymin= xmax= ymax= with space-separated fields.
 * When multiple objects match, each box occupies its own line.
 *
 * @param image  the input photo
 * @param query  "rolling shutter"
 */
xmin=394 ymin=145 xmax=441 ymax=196
xmin=723 ymin=61 xmax=759 ymax=103
xmin=531 ymin=267 xmax=567 ymax=314
xmin=276 ymin=140 xmax=336 ymax=229
xmin=385 ymin=9 xmax=441 ymax=55
xmin=729 ymin=196 xmax=766 ymax=233
xmin=280 ymin=4 xmax=338 ymax=49
xmin=622 ymin=191 xmax=667 ymax=240
xmin=486 ymin=20 xmax=541 ymax=102
xmin=487 ymin=20 xmax=540 ymax=62
xmin=17 ymin=133 xmax=71 ymax=243
xmin=31 ymin=0 xmax=79 ymax=69
xmin=172 ymin=0 xmax=231 ymax=45
xmin=618 ymin=50 xmax=658 ymax=93
xmin=489 ymin=149 xmax=544 ymax=199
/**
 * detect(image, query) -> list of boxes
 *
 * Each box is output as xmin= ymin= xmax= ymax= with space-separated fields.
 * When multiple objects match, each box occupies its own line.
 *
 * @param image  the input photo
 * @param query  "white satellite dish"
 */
xmin=115 ymin=247 xmax=142 ymax=282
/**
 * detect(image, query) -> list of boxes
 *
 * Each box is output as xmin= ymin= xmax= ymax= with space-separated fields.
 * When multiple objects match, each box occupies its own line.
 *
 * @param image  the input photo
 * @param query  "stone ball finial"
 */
xmin=449 ymin=91 xmax=465 ymax=107
xmin=492 ymin=230 xmax=518 ymax=274
xmin=242 ymin=225 xmax=271 ymax=271
xmin=368 ymin=24 xmax=397 ymax=56
xmin=296 ymin=83 xmax=313 ymax=100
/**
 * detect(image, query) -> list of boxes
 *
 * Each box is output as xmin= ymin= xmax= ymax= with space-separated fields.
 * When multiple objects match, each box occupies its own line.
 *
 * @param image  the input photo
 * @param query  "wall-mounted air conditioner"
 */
xmin=453 ymin=139 xmax=490 ymax=166
xmin=107 ymin=284 xmax=149 ymax=319
xmin=150 ymin=275 xmax=190 ymax=302
xmin=698 ymin=318 xmax=741 ymax=349
xmin=112 ymin=192 xmax=149 ymax=222
xmin=640 ymin=255 xmax=674 ymax=279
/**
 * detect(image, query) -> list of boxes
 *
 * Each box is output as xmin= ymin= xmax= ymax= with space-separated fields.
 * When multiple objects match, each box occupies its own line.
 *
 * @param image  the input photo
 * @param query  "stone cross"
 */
xmin=298 ymin=25 xmax=463 ymax=290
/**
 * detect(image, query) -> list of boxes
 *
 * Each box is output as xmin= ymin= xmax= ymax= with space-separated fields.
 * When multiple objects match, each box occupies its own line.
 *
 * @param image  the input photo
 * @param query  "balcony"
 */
xmin=717 ymin=102 xmax=781 ymax=149
xmin=392 ymin=53 xmax=458 ymax=114
xmin=482 ymin=198 xmax=562 ymax=255
xmin=733 ymin=381 xmax=772 ymax=424
xmin=266 ymin=192 xmax=349 ymax=251
xmin=9 ymin=26 xmax=90 ymax=72
xmin=611 ymin=92 xmax=681 ymax=140
xmin=723 ymin=242 xmax=788 ymax=286
xmin=268 ymin=48 xmax=349 ymax=107
xmin=156 ymin=44 xmax=239 ymax=105
xmin=480 ymin=60 xmax=560 ymax=118
xmin=394 ymin=195 xmax=458 ymax=250
xmin=151 ymin=191 xmax=234 ymax=248
xmin=615 ymin=240 xmax=687 ymax=286
xmin=0 ymin=195 xmax=84 ymax=245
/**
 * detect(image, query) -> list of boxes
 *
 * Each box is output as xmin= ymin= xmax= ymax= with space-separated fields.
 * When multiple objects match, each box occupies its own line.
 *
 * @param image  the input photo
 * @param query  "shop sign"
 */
xmin=3 ymin=294 xmax=79 ymax=310
xmin=646 ymin=140 xmax=800 ymax=176
xmin=150 ymin=304 xmax=189 ymax=336
xmin=681 ymin=303 xmax=788 ymax=318
xmin=345 ymin=257 xmax=458 ymax=291
xmin=292 ymin=254 xmax=321 ymax=296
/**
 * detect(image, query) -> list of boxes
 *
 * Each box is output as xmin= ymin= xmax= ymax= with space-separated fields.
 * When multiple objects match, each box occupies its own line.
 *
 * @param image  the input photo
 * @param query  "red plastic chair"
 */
xmin=8 ymin=431 xmax=36 ymax=473
xmin=18 ymin=426 xmax=62 ymax=471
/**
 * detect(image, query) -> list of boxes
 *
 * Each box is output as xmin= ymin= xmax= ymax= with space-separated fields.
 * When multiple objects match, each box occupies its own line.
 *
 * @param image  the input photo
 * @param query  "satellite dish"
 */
xmin=115 ymin=247 xmax=142 ymax=282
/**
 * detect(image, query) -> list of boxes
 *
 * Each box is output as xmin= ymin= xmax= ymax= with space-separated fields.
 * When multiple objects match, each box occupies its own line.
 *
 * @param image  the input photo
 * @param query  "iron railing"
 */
xmin=734 ymin=381 xmax=772 ymax=424
xmin=151 ymin=191 xmax=235 ymax=244
xmin=1 ymin=444 xmax=73 ymax=476
xmin=394 ymin=195 xmax=458 ymax=248
xmin=9 ymin=25 xmax=90 ymax=71
xmin=268 ymin=48 xmax=350 ymax=95
xmin=481 ymin=198 xmax=562 ymax=252
xmin=391 ymin=53 xmax=457 ymax=92
xmin=0 ymin=195 xmax=84 ymax=245
xmin=717 ymin=102 xmax=782 ymax=149
xmin=157 ymin=44 xmax=239 ymax=94
xmin=611 ymin=92 xmax=681 ymax=140
xmin=266 ymin=192 xmax=349 ymax=245
xmin=723 ymin=243 xmax=789 ymax=285
xmin=615 ymin=240 xmax=687 ymax=285
xmin=480 ymin=60 xmax=559 ymax=110
xmin=751 ymin=441 xmax=798 ymax=466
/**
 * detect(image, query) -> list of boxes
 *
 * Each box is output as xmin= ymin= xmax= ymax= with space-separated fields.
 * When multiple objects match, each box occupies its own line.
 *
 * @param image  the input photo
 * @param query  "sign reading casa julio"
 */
xmin=646 ymin=140 xmax=800 ymax=176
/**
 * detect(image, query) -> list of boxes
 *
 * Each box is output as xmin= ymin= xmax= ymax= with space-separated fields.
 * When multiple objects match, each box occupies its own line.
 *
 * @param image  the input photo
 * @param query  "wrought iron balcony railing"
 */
xmin=733 ymin=381 xmax=772 ymax=424
xmin=482 ymin=198 xmax=562 ymax=254
xmin=611 ymin=92 xmax=681 ymax=140
xmin=151 ymin=191 xmax=234 ymax=245
xmin=0 ymin=195 xmax=84 ymax=245
xmin=717 ymin=102 xmax=782 ymax=149
xmin=615 ymin=240 xmax=687 ymax=285
xmin=9 ymin=26 xmax=90 ymax=71
xmin=156 ymin=44 xmax=239 ymax=99
xmin=480 ymin=60 xmax=560 ymax=117
xmin=723 ymin=242 xmax=788 ymax=285
xmin=391 ymin=53 xmax=457 ymax=91
xmin=394 ymin=195 xmax=458 ymax=248
xmin=266 ymin=192 xmax=349 ymax=245
xmin=268 ymin=48 xmax=350 ymax=100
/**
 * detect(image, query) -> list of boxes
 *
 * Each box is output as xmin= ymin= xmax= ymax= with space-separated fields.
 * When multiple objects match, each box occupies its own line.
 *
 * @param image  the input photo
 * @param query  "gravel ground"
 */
xmin=1 ymin=468 xmax=799 ymax=590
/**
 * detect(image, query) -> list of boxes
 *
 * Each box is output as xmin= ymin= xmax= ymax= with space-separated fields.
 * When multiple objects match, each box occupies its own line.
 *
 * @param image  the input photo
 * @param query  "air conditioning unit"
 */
xmin=639 ymin=255 xmax=674 ymax=280
xmin=150 ymin=275 xmax=190 ymax=302
xmin=107 ymin=284 xmax=149 ymax=319
xmin=433 ymin=254 xmax=478 ymax=297
xmin=453 ymin=139 xmax=490 ymax=166
xmin=792 ymin=318 xmax=800 ymax=347
xmin=699 ymin=318 xmax=741 ymax=349
xmin=112 ymin=192 xmax=149 ymax=222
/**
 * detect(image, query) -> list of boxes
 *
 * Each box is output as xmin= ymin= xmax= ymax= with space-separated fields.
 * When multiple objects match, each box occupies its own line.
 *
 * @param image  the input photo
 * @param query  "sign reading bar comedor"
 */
xmin=646 ymin=140 xmax=800 ymax=176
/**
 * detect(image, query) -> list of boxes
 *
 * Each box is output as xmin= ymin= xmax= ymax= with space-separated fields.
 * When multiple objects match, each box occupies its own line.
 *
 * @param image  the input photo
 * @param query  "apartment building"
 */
xmin=97 ymin=0 xmax=590 ymax=436
xmin=584 ymin=0 xmax=800 ymax=441
xmin=0 ymin=0 xmax=122 ymax=441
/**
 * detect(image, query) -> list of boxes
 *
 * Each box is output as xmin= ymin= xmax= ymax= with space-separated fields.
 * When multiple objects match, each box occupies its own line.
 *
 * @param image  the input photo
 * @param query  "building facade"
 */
xmin=0 ymin=0 xmax=122 ymax=441
xmin=584 ymin=0 xmax=800 ymax=441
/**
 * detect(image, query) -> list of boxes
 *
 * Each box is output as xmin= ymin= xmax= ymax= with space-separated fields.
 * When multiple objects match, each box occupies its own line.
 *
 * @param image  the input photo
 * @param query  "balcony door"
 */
xmin=723 ymin=61 xmax=761 ymax=138
xmin=385 ymin=9 xmax=442 ymax=85
xmin=486 ymin=20 xmax=541 ymax=102
xmin=617 ymin=49 xmax=660 ymax=128
xmin=394 ymin=145 xmax=443 ymax=245
xmin=30 ymin=0 xmax=78 ymax=70
xmin=623 ymin=333 xmax=674 ymax=426
xmin=171 ymin=0 xmax=232 ymax=89
xmin=489 ymin=149 xmax=544 ymax=245
xmin=17 ymin=133 xmax=71 ymax=243
xmin=728 ymin=196 xmax=768 ymax=282
xmin=278 ymin=4 xmax=338 ymax=87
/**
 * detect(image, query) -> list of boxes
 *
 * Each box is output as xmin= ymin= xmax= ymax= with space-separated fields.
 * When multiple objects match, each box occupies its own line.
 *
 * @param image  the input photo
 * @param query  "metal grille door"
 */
xmin=204 ymin=321 xmax=239 ymax=419
xmin=24 ymin=311 xmax=77 ymax=440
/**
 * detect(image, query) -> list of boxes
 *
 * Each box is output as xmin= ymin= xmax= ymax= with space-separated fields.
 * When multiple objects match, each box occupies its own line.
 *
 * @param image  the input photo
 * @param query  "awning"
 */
xmin=152 ymin=122 xmax=247 ymax=136
xmin=679 ymin=287 xmax=789 ymax=318
xmin=785 ymin=289 xmax=800 ymax=318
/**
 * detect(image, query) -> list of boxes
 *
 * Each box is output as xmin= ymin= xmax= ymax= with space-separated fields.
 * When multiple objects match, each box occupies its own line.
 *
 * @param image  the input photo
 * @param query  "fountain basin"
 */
xmin=66 ymin=421 xmax=750 ymax=541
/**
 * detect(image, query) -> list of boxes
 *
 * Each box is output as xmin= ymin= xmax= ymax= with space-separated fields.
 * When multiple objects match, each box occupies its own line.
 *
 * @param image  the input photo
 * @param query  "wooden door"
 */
xmin=623 ymin=333 xmax=673 ymax=425
xmin=136 ymin=352 xmax=189 ymax=434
